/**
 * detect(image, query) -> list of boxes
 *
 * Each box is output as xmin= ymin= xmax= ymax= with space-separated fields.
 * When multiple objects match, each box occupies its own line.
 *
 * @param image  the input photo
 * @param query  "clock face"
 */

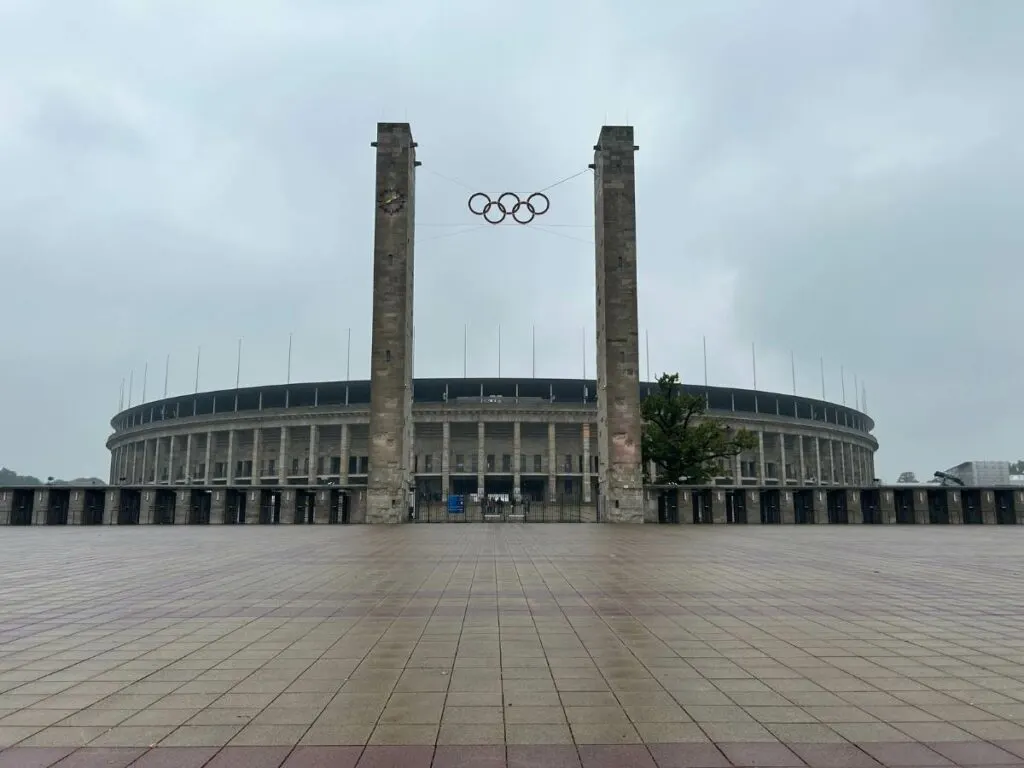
xmin=378 ymin=188 xmax=405 ymax=214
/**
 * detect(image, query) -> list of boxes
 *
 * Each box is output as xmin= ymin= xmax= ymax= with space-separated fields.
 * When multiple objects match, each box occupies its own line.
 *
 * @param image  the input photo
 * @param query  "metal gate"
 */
xmin=414 ymin=494 xmax=582 ymax=522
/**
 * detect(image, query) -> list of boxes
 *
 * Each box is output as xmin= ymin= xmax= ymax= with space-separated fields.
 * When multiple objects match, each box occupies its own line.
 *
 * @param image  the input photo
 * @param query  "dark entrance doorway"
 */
xmin=259 ymin=490 xmax=282 ymax=524
xmin=294 ymin=490 xmax=315 ymax=524
xmin=760 ymin=490 xmax=781 ymax=524
xmin=961 ymin=490 xmax=983 ymax=525
xmin=189 ymin=490 xmax=212 ymax=524
xmin=83 ymin=490 xmax=105 ymax=525
xmin=328 ymin=489 xmax=350 ymax=523
xmin=11 ymin=489 xmax=34 ymax=525
xmin=827 ymin=490 xmax=848 ymax=524
xmin=47 ymin=489 xmax=70 ymax=525
xmin=657 ymin=490 xmax=679 ymax=524
xmin=118 ymin=490 xmax=141 ymax=525
xmin=225 ymin=489 xmax=247 ymax=524
xmin=894 ymin=489 xmax=916 ymax=524
xmin=928 ymin=490 xmax=950 ymax=524
xmin=692 ymin=489 xmax=713 ymax=524
xmin=794 ymin=490 xmax=815 ymax=524
xmin=153 ymin=490 xmax=176 ymax=525
xmin=995 ymin=490 xmax=1017 ymax=525
xmin=861 ymin=490 xmax=882 ymax=524
xmin=726 ymin=490 xmax=747 ymax=524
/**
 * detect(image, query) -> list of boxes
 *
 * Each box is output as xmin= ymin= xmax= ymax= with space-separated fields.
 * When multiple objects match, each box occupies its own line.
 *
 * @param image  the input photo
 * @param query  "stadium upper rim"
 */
xmin=111 ymin=377 xmax=874 ymax=434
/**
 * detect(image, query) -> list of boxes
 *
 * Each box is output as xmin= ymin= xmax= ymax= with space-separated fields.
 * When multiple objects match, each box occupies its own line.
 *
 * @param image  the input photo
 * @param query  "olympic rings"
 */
xmin=467 ymin=192 xmax=550 ymax=224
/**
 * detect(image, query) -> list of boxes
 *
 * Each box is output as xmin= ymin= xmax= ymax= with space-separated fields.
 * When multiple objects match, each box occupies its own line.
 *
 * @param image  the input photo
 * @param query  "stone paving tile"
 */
xmin=2 ymin=527 xmax=1024 ymax=767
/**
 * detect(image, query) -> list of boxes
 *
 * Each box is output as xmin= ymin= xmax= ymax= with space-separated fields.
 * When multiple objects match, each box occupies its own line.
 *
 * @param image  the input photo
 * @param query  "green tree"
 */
xmin=641 ymin=373 xmax=757 ymax=485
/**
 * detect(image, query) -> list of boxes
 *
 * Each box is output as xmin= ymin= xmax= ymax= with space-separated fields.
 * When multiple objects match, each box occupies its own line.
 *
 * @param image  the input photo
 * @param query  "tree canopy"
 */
xmin=640 ymin=373 xmax=757 ymax=485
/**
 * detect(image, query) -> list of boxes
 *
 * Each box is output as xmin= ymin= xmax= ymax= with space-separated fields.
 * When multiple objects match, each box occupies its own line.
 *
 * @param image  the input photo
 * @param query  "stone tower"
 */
xmin=593 ymin=126 xmax=644 ymax=522
xmin=366 ymin=123 xmax=417 ymax=523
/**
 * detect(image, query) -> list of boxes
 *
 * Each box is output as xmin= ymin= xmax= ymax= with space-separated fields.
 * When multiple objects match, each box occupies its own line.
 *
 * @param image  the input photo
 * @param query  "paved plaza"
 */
xmin=1 ymin=527 xmax=1023 ymax=767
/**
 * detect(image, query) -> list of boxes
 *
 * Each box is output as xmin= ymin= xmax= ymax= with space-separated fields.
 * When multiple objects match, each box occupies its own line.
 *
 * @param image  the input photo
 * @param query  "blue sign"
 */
xmin=447 ymin=495 xmax=465 ymax=514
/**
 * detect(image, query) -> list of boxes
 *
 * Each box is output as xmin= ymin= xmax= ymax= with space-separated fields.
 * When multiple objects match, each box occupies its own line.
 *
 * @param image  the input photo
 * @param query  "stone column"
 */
xmin=798 ymin=435 xmax=806 ymax=484
xmin=184 ymin=434 xmax=193 ymax=483
xmin=815 ymin=489 xmax=829 ymax=524
xmin=547 ymin=422 xmax=557 ymax=502
xmin=226 ymin=430 xmax=235 ymax=485
xmin=880 ymin=489 xmax=896 ymax=524
xmin=582 ymin=423 xmax=591 ymax=503
xmin=104 ymin=488 xmax=120 ymax=525
xmin=140 ymin=489 xmax=156 ymax=525
xmin=140 ymin=440 xmax=149 ymax=484
xmin=108 ymin=450 xmax=117 ymax=485
xmin=711 ymin=489 xmax=726 ymax=524
xmin=734 ymin=452 xmax=741 ymax=485
xmin=175 ymin=489 xmax=190 ymax=525
xmin=814 ymin=437 xmax=822 ymax=485
xmin=366 ymin=122 xmax=417 ymax=524
xmin=250 ymin=428 xmax=260 ymax=486
xmin=204 ymin=432 xmax=213 ymax=485
xmin=981 ymin=490 xmax=996 ymax=525
xmin=746 ymin=489 xmax=761 ymax=525
xmin=278 ymin=426 xmax=288 ymax=484
xmin=129 ymin=443 xmax=138 ymax=484
xmin=211 ymin=488 xmax=226 ymax=525
xmin=69 ymin=490 xmax=84 ymax=525
xmin=120 ymin=444 xmax=129 ymax=484
xmin=168 ymin=436 xmax=177 ymax=485
xmin=281 ymin=489 xmax=294 ymax=525
xmin=340 ymin=423 xmax=351 ymax=485
xmin=153 ymin=439 xmax=163 ymax=485
xmin=476 ymin=421 xmax=486 ymax=496
xmin=847 ymin=489 xmax=863 ymax=524
xmin=593 ymin=125 xmax=643 ymax=523
xmin=308 ymin=425 xmax=319 ymax=485
xmin=947 ymin=489 xmax=963 ymax=525
xmin=512 ymin=421 xmax=521 ymax=500
xmin=780 ymin=489 xmax=795 ymax=524
xmin=779 ymin=433 xmax=788 ymax=486
xmin=839 ymin=441 xmax=848 ymax=485
xmin=757 ymin=431 xmax=766 ymax=484
xmin=0 ymin=489 xmax=13 ymax=525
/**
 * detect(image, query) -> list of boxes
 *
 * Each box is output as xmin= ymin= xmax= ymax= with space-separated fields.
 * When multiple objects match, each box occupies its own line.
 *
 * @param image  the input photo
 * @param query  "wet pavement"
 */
xmin=1 ymin=525 xmax=1023 ymax=766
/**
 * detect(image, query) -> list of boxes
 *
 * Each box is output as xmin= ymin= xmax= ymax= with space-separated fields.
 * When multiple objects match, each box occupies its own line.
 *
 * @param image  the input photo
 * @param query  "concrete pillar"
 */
xmin=779 ymin=433 xmax=788 ymax=486
xmin=711 ymin=489 xmax=726 ymax=524
xmin=175 ymin=489 xmax=190 ymax=525
xmin=278 ymin=426 xmax=287 ymax=484
xmin=68 ymin=489 xmax=84 ymax=525
xmin=847 ymin=489 xmax=863 ymax=524
xmin=746 ymin=489 xmax=761 ymax=525
xmin=250 ymin=428 xmax=260 ymax=486
xmin=582 ymin=423 xmax=591 ymax=503
xmin=210 ymin=488 xmax=226 ymax=525
xmin=880 ymin=488 xmax=896 ymax=524
xmin=129 ymin=443 xmax=138 ymax=484
xmin=915 ymin=489 xmax=929 ymax=524
xmin=153 ymin=439 xmax=163 ymax=485
xmin=734 ymin=452 xmax=741 ymax=485
xmin=815 ymin=489 xmax=829 ymax=524
xmin=0 ymin=489 xmax=12 ymax=525
xmin=140 ymin=489 xmax=155 ymax=525
xmin=307 ymin=425 xmax=319 ymax=485
xmin=226 ymin=430 xmax=235 ymax=485
xmin=140 ymin=440 xmax=149 ymax=484
xmin=476 ymin=421 xmax=485 ymax=496
xmin=168 ymin=436 xmax=177 ymax=485
xmin=981 ymin=490 xmax=996 ymax=525
xmin=280 ymin=489 xmax=294 ymax=525
xmin=593 ymin=125 xmax=643 ymax=523
xmin=104 ymin=488 xmax=119 ymax=525
xmin=184 ymin=434 xmax=193 ymax=483
xmin=340 ymin=423 xmax=351 ymax=485
xmin=814 ymin=437 xmax=822 ymax=485
xmin=512 ymin=421 xmax=521 ymax=500
xmin=757 ymin=431 xmax=766 ymax=484
xmin=203 ymin=432 xmax=213 ymax=485
xmin=780 ymin=489 xmax=795 ymax=524
xmin=839 ymin=441 xmax=848 ymax=485
xmin=366 ymin=122 xmax=417 ymax=524
xmin=547 ymin=422 xmax=557 ymax=502
xmin=798 ymin=435 xmax=806 ymax=484
xmin=120 ymin=444 xmax=129 ymax=484
xmin=108 ymin=450 xmax=116 ymax=485
xmin=947 ymin=489 xmax=963 ymax=525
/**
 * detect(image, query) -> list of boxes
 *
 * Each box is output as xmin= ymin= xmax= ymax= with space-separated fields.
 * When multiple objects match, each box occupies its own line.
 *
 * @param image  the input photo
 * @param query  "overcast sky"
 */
xmin=1 ymin=0 xmax=1021 ymax=481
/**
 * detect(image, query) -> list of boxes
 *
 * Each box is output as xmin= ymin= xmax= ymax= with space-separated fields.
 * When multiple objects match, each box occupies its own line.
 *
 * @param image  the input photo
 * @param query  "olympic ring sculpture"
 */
xmin=467 ymin=192 xmax=550 ymax=224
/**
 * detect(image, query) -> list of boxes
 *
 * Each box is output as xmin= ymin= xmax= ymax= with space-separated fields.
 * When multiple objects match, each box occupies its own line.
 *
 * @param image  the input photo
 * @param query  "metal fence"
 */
xmin=414 ymin=494 xmax=584 ymax=523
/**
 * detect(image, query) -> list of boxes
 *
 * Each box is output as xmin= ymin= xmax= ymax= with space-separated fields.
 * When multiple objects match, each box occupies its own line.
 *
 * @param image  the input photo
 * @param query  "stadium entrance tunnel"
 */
xmin=118 ymin=490 xmax=141 ymax=525
xmin=259 ymin=490 xmax=282 ymax=524
xmin=894 ymin=489 xmax=916 ymax=523
xmin=11 ymin=489 xmax=34 ymax=525
xmin=189 ymin=490 xmax=213 ymax=524
xmin=861 ymin=489 xmax=882 ymax=524
xmin=294 ymin=490 xmax=315 ymax=524
xmin=826 ymin=490 xmax=849 ymax=524
xmin=46 ymin=489 xmax=70 ymax=525
xmin=692 ymin=489 xmax=713 ymax=524
xmin=759 ymin=489 xmax=781 ymax=524
xmin=225 ymin=489 xmax=246 ymax=524
xmin=657 ymin=490 xmax=679 ymax=524
xmin=962 ymin=490 xmax=983 ymax=524
xmin=328 ymin=489 xmax=350 ymax=524
xmin=794 ymin=489 xmax=815 ymax=524
xmin=726 ymin=490 xmax=747 ymax=523
xmin=154 ymin=489 xmax=176 ymax=524
xmin=928 ymin=489 xmax=950 ymax=524
xmin=995 ymin=490 xmax=1017 ymax=524
xmin=83 ymin=489 xmax=105 ymax=525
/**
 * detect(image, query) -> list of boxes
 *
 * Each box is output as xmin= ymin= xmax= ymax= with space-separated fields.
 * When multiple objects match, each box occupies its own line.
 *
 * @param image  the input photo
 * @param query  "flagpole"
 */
xmin=531 ymin=325 xmax=536 ymax=378
xmin=840 ymin=365 xmax=846 ymax=405
xmin=346 ymin=328 xmax=352 ymax=381
xmin=702 ymin=335 xmax=708 ymax=389
xmin=235 ymin=338 xmax=242 ymax=388
xmin=751 ymin=342 xmax=757 ymax=390
xmin=287 ymin=332 xmax=293 ymax=384
xmin=819 ymin=356 xmax=825 ymax=400
xmin=790 ymin=351 xmax=796 ymax=395
xmin=141 ymin=362 xmax=148 ymax=403
xmin=581 ymin=327 xmax=586 ymax=379
xmin=163 ymin=354 xmax=169 ymax=398
xmin=853 ymin=373 xmax=859 ymax=410
xmin=128 ymin=369 xmax=134 ymax=408
xmin=497 ymin=325 xmax=502 ymax=377
xmin=119 ymin=378 xmax=125 ymax=411
xmin=194 ymin=346 xmax=201 ymax=394
xmin=463 ymin=324 xmax=468 ymax=378
xmin=645 ymin=330 xmax=651 ymax=382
